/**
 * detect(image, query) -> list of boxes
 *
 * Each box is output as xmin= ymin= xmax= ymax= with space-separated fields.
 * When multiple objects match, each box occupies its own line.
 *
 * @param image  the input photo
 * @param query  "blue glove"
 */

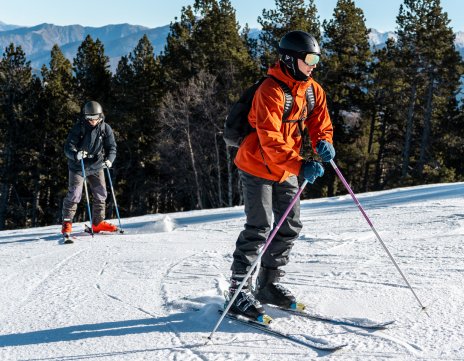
xmin=316 ymin=140 xmax=335 ymax=162
xmin=300 ymin=161 xmax=324 ymax=184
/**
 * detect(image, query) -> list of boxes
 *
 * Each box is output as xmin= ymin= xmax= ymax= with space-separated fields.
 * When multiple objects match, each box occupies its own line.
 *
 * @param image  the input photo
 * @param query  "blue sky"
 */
xmin=0 ymin=0 xmax=463 ymax=32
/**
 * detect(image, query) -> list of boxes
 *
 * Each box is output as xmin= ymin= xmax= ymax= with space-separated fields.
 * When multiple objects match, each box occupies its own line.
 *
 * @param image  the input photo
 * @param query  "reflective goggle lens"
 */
xmin=303 ymin=53 xmax=320 ymax=66
xmin=85 ymin=114 xmax=100 ymax=121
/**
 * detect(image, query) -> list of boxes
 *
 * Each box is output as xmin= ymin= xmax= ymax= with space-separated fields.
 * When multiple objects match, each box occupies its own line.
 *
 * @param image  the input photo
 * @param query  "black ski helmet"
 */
xmin=278 ymin=30 xmax=321 ymax=57
xmin=278 ymin=30 xmax=321 ymax=81
xmin=83 ymin=101 xmax=103 ymax=115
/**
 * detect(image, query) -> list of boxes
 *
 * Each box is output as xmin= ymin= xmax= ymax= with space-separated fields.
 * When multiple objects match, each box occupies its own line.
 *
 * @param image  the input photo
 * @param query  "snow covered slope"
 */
xmin=1 ymin=182 xmax=463 ymax=360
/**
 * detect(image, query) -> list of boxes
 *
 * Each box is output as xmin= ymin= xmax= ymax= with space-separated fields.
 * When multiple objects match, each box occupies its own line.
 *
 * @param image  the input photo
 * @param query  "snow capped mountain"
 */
xmin=455 ymin=31 xmax=464 ymax=56
xmin=0 ymin=20 xmax=21 ymax=31
xmin=368 ymin=28 xmax=397 ymax=48
xmin=369 ymin=28 xmax=464 ymax=57
xmin=0 ymin=22 xmax=170 ymax=72
xmin=0 ymin=21 xmax=462 ymax=73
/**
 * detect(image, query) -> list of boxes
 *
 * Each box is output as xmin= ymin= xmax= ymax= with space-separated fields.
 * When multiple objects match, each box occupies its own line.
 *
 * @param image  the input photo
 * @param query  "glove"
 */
xmin=300 ymin=160 xmax=324 ymax=184
xmin=316 ymin=140 xmax=336 ymax=162
xmin=75 ymin=150 xmax=88 ymax=161
xmin=104 ymin=159 xmax=112 ymax=168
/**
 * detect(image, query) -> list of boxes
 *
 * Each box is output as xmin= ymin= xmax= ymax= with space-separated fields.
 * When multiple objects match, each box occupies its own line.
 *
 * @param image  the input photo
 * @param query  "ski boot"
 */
xmin=226 ymin=274 xmax=272 ymax=325
xmin=255 ymin=267 xmax=305 ymax=311
xmin=92 ymin=220 xmax=118 ymax=233
xmin=61 ymin=219 xmax=72 ymax=235
xmin=61 ymin=220 xmax=73 ymax=244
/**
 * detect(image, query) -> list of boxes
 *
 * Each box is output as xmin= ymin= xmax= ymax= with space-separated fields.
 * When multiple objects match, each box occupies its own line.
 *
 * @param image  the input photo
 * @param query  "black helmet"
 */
xmin=278 ymin=31 xmax=320 ymax=57
xmin=83 ymin=101 xmax=103 ymax=115
xmin=278 ymin=31 xmax=320 ymax=81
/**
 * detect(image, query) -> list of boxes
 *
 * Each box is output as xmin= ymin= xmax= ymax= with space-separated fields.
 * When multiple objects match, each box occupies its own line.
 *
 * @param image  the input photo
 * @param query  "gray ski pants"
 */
xmin=231 ymin=170 xmax=303 ymax=275
xmin=62 ymin=169 xmax=107 ymax=225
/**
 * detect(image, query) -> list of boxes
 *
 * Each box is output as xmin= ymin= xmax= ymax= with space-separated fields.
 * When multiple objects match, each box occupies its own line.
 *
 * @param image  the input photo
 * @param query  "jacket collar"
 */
xmin=267 ymin=61 xmax=311 ymax=96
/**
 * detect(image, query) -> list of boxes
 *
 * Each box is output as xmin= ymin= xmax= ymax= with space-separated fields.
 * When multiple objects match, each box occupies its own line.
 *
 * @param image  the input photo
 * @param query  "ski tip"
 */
xmin=377 ymin=320 xmax=396 ymax=328
xmin=257 ymin=314 xmax=273 ymax=325
xmin=290 ymin=302 xmax=306 ymax=311
xmin=219 ymin=309 xmax=273 ymax=326
xmin=334 ymin=343 xmax=349 ymax=350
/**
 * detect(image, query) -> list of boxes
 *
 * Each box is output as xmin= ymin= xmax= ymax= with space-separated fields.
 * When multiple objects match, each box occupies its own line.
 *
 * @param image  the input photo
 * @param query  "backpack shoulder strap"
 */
xmin=268 ymin=75 xmax=293 ymax=121
xmin=79 ymin=119 xmax=85 ymax=139
xmin=100 ymin=121 xmax=108 ymax=138
xmin=306 ymin=83 xmax=315 ymax=114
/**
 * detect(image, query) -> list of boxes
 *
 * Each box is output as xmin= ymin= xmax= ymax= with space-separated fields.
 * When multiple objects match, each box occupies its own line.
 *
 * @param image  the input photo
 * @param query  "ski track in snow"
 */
xmin=0 ymin=182 xmax=463 ymax=360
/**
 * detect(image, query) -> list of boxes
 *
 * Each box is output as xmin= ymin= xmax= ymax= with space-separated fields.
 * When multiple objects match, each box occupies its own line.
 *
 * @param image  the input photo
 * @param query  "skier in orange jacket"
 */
xmin=227 ymin=31 xmax=335 ymax=322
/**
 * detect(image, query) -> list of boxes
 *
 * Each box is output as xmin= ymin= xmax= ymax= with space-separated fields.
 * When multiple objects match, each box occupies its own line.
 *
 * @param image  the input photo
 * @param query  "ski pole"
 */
xmin=208 ymin=179 xmax=309 ymax=341
xmin=104 ymin=165 xmax=124 ymax=234
xmin=80 ymin=158 xmax=94 ymax=237
xmin=329 ymin=159 xmax=427 ymax=313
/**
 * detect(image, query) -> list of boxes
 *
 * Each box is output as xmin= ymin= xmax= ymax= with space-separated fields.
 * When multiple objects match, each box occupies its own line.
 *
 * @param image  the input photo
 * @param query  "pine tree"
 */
xmin=39 ymin=45 xmax=80 ymax=225
xmin=258 ymin=0 xmax=321 ymax=70
xmin=158 ymin=71 xmax=223 ymax=210
xmin=161 ymin=0 xmax=258 ymax=89
xmin=439 ymin=98 xmax=464 ymax=180
xmin=73 ymin=35 xmax=112 ymax=104
xmin=159 ymin=0 xmax=259 ymax=209
xmin=160 ymin=5 xmax=197 ymax=91
xmin=0 ymin=44 xmax=34 ymax=229
xmin=396 ymin=0 xmax=462 ymax=182
xmin=20 ymin=77 xmax=44 ymax=227
xmin=110 ymin=35 xmax=163 ymax=215
xmin=320 ymin=0 xmax=372 ymax=196
xmin=367 ymin=39 xmax=406 ymax=190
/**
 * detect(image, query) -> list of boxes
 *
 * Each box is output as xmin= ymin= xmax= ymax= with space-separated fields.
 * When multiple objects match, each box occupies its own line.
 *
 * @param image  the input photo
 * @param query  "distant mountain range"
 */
xmin=0 ymin=22 xmax=170 ymax=72
xmin=0 ymin=21 xmax=462 ymax=74
xmin=0 ymin=21 xmax=21 ymax=31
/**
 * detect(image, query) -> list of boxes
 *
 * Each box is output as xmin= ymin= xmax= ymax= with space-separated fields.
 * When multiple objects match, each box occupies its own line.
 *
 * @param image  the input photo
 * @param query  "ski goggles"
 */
xmin=302 ymin=53 xmax=320 ymax=66
xmin=85 ymin=114 xmax=101 ymax=121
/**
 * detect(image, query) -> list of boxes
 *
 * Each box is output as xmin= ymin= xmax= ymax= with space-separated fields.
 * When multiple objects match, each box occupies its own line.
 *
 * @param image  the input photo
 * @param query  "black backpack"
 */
xmin=223 ymin=75 xmax=315 ymax=147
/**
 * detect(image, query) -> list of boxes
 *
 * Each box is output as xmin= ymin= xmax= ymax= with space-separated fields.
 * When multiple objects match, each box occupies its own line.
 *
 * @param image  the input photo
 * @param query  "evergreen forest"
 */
xmin=0 ymin=0 xmax=462 ymax=230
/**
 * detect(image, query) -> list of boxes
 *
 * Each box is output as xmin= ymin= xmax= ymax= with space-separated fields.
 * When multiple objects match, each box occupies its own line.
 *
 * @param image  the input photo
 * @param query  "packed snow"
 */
xmin=0 ymin=181 xmax=463 ymax=360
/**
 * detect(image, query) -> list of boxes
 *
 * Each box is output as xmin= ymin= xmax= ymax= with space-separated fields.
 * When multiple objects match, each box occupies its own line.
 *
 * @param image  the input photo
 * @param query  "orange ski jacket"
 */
xmin=234 ymin=63 xmax=333 ymax=182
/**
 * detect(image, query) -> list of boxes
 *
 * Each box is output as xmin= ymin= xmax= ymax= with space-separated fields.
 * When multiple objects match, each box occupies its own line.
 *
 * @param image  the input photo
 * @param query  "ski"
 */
xmin=276 ymin=307 xmax=395 ymax=329
xmin=219 ymin=310 xmax=347 ymax=352
xmin=60 ymin=232 xmax=89 ymax=244
xmin=61 ymin=233 xmax=86 ymax=244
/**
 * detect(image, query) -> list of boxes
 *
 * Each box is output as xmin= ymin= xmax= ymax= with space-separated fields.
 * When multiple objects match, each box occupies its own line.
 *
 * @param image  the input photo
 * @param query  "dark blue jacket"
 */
xmin=64 ymin=119 xmax=117 ymax=175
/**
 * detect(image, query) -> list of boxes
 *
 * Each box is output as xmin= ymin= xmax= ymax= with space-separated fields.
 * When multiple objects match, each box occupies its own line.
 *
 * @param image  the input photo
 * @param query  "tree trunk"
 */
xmin=0 ymin=135 xmax=14 ymax=229
xmin=31 ymin=171 xmax=41 ymax=227
xmin=214 ymin=132 xmax=223 ymax=207
xmin=226 ymin=146 xmax=233 ymax=207
xmin=363 ymin=104 xmax=377 ymax=191
xmin=401 ymin=81 xmax=417 ymax=178
xmin=417 ymin=70 xmax=435 ymax=175
xmin=375 ymin=112 xmax=388 ymax=189
xmin=186 ymin=119 xmax=202 ymax=209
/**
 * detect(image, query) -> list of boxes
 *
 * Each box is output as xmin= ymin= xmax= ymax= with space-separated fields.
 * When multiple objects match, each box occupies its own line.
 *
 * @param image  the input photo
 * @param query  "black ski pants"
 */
xmin=231 ymin=170 xmax=303 ymax=276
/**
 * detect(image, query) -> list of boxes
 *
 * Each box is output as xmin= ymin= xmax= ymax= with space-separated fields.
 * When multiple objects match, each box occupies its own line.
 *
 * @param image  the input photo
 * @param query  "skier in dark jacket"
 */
xmin=61 ymin=101 xmax=118 ymax=236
